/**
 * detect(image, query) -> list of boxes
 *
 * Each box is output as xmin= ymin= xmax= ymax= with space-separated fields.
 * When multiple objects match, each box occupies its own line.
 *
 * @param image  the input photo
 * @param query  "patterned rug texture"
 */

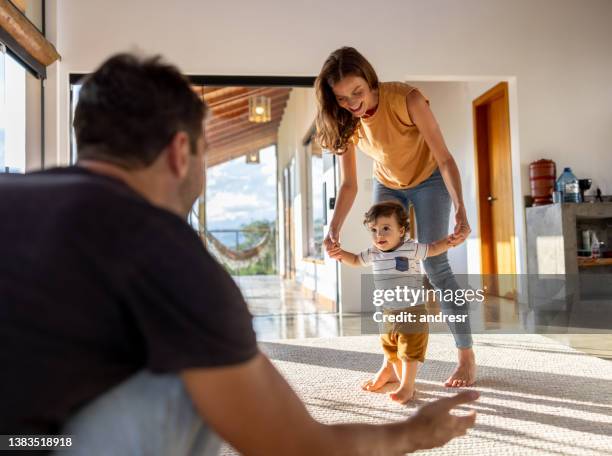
xmin=221 ymin=334 xmax=612 ymax=455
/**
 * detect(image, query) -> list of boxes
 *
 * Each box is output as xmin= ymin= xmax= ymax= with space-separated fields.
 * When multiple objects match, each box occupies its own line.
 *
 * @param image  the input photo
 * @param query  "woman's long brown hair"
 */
xmin=314 ymin=47 xmax=379 ymax=154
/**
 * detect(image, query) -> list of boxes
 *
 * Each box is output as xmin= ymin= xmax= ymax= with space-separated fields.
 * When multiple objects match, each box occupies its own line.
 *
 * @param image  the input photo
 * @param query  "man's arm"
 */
xmin=182 ymin=352 xmax=478 ymax=456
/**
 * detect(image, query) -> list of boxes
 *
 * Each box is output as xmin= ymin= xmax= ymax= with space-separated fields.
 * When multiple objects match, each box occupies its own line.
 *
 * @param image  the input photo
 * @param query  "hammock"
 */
xmin=203 ymin=229 xmax=271 ymax=268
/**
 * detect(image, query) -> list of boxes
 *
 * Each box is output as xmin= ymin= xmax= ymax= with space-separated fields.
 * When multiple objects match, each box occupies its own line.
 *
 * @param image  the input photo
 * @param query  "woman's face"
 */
xmin=331 ymin=75 xmax=376 ymax=118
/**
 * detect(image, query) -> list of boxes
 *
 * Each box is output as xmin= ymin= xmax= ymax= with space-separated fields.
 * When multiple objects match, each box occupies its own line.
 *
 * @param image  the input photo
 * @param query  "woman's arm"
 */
xmin=325 ymin=143 xmax=358 ymax=257
xmin=406 ymin=91 xmax=471 ymax=245
xmin=328 ymin=245 xmax=362 ymax=267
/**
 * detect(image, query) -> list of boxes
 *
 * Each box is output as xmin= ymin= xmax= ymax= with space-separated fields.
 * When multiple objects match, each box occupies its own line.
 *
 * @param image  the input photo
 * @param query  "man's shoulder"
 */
xmin=3 ymin=166 xmax=137 ymax=200
xmin=1 ymin=166 xmax=196 ymax=249
xmin=12 ymin=166 xmax=160 ymax=214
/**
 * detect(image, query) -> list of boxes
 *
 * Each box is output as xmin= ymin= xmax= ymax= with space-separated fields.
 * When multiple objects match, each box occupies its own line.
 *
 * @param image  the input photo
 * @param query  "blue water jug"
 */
xmin=555 ymin=167 xmax=581 ymax=203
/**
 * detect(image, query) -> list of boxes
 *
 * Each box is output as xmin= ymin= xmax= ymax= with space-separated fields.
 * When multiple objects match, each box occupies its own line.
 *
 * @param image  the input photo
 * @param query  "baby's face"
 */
xmin=368 ymin=215 xmax=406 ymax=251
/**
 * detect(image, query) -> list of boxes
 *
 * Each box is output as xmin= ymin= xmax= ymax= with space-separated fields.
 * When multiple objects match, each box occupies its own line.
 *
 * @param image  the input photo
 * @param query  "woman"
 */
xmin=315 ymin=47 xmax=476 ymax=387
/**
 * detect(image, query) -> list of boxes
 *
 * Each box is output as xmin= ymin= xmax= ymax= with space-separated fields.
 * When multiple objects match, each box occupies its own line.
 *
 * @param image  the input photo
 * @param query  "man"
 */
xmin=0 ymin=53 xmax=478 ymax=455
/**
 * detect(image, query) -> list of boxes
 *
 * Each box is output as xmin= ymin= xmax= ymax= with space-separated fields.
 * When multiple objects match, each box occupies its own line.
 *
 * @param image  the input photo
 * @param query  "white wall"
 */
xmin=25 ymin=73 xmax=42 ymax=171
xmin=406 ymin=80 xmax=521 ymax=276
xmin=407 ymin=81 xmax=478 ymax=275
xmin=42 ymin=0 xmax=612 ymax=292
xmin=24 ymin=0 xmax=44 ymax=171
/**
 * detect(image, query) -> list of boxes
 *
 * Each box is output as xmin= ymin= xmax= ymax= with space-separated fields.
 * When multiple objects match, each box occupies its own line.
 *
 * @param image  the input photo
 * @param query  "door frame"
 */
xmin=472 ymin=82 xmax=517 ymax=293
xmin=282 ymin=159 xmax=296 ymax=279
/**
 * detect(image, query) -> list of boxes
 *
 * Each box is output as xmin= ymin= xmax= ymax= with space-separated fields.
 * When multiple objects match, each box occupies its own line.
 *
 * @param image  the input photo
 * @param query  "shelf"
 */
xmin=577 ymin=257 xmax=612 ymax=268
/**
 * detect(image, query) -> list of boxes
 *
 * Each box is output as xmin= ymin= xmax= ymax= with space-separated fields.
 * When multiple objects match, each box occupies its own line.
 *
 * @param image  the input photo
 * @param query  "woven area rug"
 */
xmin=221 ymin=334 xmax=612 ymax=455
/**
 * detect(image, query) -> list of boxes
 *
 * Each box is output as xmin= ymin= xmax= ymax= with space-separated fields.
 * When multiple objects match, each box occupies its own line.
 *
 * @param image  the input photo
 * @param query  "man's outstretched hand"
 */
xmin=402 ymin=390 xmax=479 ymax=452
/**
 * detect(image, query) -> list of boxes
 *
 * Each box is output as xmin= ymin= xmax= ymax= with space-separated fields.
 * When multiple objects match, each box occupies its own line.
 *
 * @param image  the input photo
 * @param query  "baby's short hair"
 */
xmin=363 ymin=200 xmax=409 ymax=231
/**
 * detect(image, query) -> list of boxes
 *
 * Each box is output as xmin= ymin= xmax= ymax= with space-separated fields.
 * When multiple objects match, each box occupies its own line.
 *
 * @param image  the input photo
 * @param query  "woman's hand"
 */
xmin=328 ymin=245 xmax=344 ymax=262
xmin=451 ymin=206 xmax=471 ymax=246
xmin=324 ymin=226 xmax=343 ymax=260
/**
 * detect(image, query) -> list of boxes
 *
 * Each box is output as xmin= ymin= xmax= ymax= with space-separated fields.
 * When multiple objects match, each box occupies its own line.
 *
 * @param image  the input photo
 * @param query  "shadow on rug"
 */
xmin=221 ymin=334 xmax=612 ymax=455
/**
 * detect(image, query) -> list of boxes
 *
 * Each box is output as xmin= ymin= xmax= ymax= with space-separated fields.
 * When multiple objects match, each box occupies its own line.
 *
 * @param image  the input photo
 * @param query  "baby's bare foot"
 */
xmin=389 ymin=386 xmax=416 ymax=404
xmin=361 ymin=363 xmax=398 ymax=392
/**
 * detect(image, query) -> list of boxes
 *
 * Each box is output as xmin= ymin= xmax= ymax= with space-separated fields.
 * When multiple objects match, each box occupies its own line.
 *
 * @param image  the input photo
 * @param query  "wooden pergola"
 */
xmin=192 ymin=85 xmax=292 ymax=168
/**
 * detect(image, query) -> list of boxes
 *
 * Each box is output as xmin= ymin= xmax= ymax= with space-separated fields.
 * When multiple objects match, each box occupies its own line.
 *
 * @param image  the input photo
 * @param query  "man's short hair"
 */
xmin=74 ymin=53 xmax=207 ymax=168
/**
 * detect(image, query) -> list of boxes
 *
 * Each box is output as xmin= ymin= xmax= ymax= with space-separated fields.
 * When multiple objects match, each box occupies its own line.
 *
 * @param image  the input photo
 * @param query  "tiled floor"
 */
xmin=233 ymin=274 xmax=333 ymax=315
xmin=236 ymin=275 xmax=612 ymax=361
xmin=545 ymin=334 xmax=612 ymax=360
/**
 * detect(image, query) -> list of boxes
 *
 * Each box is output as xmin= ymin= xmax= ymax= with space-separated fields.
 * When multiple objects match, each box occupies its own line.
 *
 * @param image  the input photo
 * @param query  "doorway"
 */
xmin=473 ymin=82 xmax=516 ymax=298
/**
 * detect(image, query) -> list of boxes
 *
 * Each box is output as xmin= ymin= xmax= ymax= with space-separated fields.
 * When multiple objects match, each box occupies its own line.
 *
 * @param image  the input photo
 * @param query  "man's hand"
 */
xmin=402 ymin=391 xmax=479 ymax=451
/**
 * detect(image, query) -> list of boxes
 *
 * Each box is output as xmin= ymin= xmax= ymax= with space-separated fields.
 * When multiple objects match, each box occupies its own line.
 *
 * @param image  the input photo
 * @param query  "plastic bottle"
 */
xmin=591 ymin=233 xmax=601 ymax=259
xmin=555 ymin=167 xmax=582 ymax=203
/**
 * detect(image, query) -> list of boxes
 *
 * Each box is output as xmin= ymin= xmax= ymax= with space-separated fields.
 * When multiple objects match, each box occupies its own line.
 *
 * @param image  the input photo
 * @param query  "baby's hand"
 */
xmin=328 ymin=245 xmax=343 ymax=261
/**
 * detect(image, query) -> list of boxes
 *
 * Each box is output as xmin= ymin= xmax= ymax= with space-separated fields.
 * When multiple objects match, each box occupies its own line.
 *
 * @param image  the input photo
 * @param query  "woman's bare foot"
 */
xmin=389 ymin=386 xmax=415 ymax=404
xmin=362 ymin=362 xmax=398 ymax=391
xmin=445 ymin=347 xmax=476 ymax=388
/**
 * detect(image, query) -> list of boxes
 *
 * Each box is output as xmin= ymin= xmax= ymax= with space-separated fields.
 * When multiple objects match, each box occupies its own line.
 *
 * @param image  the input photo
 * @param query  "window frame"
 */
xmin=0 ymin=47 xmax=27 ymax=174
xmin=305 ymin=139 xmax=326 ymax=261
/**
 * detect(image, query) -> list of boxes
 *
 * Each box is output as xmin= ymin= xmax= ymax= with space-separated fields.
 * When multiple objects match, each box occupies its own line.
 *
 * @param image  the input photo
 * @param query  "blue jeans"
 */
xmin=373 ymin=169 xmax=473 ymax=348
xmin=59 ymin=371 xmax=222 ymax=456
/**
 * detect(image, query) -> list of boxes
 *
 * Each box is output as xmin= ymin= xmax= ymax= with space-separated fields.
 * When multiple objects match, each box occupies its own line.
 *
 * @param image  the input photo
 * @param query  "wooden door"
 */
xmin=473 ymin=82 xmax=516 ymax=297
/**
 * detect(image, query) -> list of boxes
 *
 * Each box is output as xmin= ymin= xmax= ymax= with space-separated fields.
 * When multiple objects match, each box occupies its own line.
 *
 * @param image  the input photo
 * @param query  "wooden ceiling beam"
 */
xmin=205 ymin=87 xmax=290 ymax=109
xmin=208 ymin=125 xmax=278 ymax=147
xmin=0 ymin=0 xmax=61 ymax=66
xmin=202 ymin=87 xmax=251 ymax=104
xmin=208 ymin=94 xmax=289 ymax=121
xmin=208 ymin=120 xmax=282 ymax=143
xmin=210 ymin=123 xmax=280 ymax=148
xmin=207 ymin=132 xmax=277 ymax=162
xmin=203 ymin=86 xmax=228 ymax=95
xmin=10 ymin=0 xmax=26 ymax=12
xmin=206 ymin=132 xmax=277 ymax=168
xmin=208 ymin=133 xmax=276 ymax=161
xmin=205 ymin=87 xmax=268 ymax=108
xmin=206 ymin=103 xmax=288 ymax=136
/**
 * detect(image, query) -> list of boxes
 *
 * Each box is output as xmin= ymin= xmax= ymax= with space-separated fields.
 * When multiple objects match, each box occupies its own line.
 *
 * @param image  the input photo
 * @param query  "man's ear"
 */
xmin=166 ymin=131 xmax=190 ymax=179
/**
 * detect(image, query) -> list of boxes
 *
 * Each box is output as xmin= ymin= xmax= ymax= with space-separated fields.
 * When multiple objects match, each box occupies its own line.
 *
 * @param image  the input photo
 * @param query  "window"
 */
xmin=69 ymin=84 xmax=82 ymax=164
xmin=0 ymin=48 xmax=26 ymax=173
xmin=307 ymin=141 xmax=325 ymax=259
